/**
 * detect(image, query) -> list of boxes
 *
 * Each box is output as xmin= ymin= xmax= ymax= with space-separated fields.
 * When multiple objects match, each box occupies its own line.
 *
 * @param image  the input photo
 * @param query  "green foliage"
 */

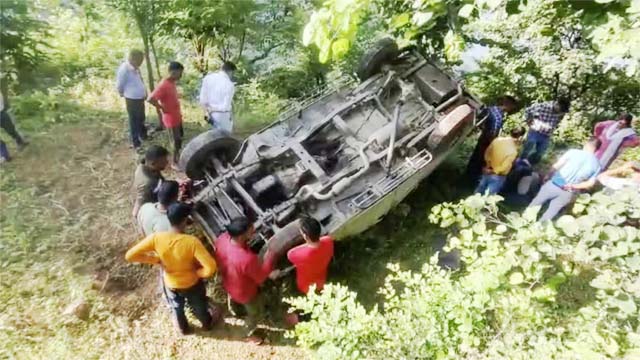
xmin=288 ymin=191 xmax=640 ymax=359
xmin=234 ymin=79 xmax=287 ymax=131
xmin=157 ymin=0 xmax=258 ymax=73
xmin=464 ymin=0 xmax=640 ymax=116
xmin=303 ymin=0 xmax=372 ymax=63
xmin=0 ymin=0 xmax=50 ymax=86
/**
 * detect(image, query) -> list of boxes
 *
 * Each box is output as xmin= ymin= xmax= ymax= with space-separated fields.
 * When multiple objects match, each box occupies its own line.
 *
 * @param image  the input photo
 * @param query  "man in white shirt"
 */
xmin=116 ymin=50 xmax=148 ymax=149
xmin=199 ymin=62 xmax=236 ymax=133
xmin=137 ymin=180 xmax=179 ymax=236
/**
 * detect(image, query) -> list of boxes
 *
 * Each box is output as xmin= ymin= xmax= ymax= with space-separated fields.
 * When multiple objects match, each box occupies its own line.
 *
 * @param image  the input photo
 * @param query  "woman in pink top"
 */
xmin=593 ymin=113 xmax=639 ymax=170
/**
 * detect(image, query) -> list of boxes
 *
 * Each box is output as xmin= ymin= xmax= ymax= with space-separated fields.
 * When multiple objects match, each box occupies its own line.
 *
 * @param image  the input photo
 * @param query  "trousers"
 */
xmin=475 ymin=174 xmax=507 ymax=195
xmin=209 ymin=112 xmax=233 ymax=133
xmin=528 ymin=181 xmax=575 ymax=222
xmin=0 ymin=110 xmax=25 ymax=146
xmin=125 ymin=98 xmax=147 ymax=147
xmin=163 ymin=280 xmax=212 ymax=332
xmin=520 ymin=130 xmax=550 ymax=165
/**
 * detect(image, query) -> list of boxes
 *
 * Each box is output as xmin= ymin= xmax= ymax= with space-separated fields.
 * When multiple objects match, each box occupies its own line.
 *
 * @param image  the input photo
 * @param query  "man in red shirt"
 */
xmin=287 ymin=216 xmax=334 ymax=294
xmin=214 ymin=217 xmax=275 ymax=342
xmin=148 ymin=61 xmax=184 ymax=167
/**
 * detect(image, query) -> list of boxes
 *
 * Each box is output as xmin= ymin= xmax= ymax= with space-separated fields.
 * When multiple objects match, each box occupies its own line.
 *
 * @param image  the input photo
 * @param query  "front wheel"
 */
xmin=179 ymin=129 xmax=241 ymax=180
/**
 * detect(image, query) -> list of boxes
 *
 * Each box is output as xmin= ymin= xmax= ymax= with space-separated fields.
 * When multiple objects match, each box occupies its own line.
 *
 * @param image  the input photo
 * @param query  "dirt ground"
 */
xmin=1 ymin=118 xmax=307 ymax=359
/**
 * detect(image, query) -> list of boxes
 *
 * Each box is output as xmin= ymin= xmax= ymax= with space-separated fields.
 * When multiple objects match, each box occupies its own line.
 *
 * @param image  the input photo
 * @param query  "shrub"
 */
xmin=287 ymin=191 xmax=640 ymax=359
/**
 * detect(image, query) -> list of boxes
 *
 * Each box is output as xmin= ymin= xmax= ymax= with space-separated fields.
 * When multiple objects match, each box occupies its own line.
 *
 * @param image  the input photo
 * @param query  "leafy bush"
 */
xmin=287 ymin=191 xmax=640 ymax=359
xmin=233 ymin=79 xmax=286 ymax=132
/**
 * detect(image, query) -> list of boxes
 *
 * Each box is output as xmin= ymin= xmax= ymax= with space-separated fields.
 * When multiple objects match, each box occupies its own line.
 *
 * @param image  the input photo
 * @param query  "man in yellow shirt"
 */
xmin=475 ymin=127 xmax=526 ymax=195
xmin=126 ymin=203 xmax=217 ymax=334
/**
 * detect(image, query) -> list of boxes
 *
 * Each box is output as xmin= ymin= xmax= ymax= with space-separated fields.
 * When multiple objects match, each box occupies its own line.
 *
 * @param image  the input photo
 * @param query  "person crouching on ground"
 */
xmin=475 ymin=126 xmax=526 ymax=195
xmin=137 ymin=180 xmax=179 ymax=236
xmin=132 ymin=145 xmax=170 ymax=218
xmin=148 ymin=61 xmax=184 ymax=168
xmin=125 ymin=203 xmax=218 ymax=335
xmin=528 ymin=137 xmax=601 ymax=222
xmin=214 ymin=217 xmax=276 ymax=344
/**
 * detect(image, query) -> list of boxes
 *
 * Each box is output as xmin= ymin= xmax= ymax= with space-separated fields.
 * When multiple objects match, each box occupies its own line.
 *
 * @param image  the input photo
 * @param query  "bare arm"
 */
xmin=147 ymin=97 xmax=165 ymax=113
xmin=564 ymin=177 xmax=597 ymax=191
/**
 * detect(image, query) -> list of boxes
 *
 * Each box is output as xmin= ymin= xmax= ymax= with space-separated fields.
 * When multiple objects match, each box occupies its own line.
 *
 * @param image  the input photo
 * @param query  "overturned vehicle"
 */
xmin=180 ymin=40 xmax=485 ymax=259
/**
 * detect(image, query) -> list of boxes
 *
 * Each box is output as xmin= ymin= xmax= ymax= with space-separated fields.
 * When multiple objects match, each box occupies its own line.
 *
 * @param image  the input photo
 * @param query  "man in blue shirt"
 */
xmin=467 ymin=96 xmax=518 ymax=180
xmin=528 ymin=137 xmax=601 ymax=221
xmin=116 ymin=49 xmax=148 ymax=150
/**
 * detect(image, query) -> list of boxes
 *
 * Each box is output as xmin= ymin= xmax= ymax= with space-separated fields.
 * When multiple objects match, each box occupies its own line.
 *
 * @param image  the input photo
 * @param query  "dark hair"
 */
xmin=168 ymin=61 xmax=184 ymax=72
xmin=129 ymin=49 xmax=144 ymax=58
xmin=500 ymin=95 xmax=518 ymax=108
xmin=222 ymin=61 xmax=237 ymax=72
xmin=227 ymin=217 xmax=251 ymax=237
xmin=510 ymin=126 xmax=526 ymax=138
xmin=167 ymin=203 xmax=192 ymax=226
xmin=145 ymin=145 xmax=169 ymax=162
xmin=158 ymin=181 xmax=179 ymax=207
xmin=586 ymin=136 xmax=602 ymax=149
xmin=300 ymin=216 xmax=321 ymax=242
xmin=619 ymin=113 xmax=633 ymax=126
xmin=556 ymin=97 xmax=571 ymax=113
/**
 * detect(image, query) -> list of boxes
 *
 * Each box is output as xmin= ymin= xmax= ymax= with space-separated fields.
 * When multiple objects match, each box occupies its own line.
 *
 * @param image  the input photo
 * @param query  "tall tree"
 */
xmin=157 ymin=0 xmax=258 ymax=75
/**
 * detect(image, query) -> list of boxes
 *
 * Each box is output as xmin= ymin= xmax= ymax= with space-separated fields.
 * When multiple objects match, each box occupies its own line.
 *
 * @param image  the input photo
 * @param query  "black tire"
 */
xmin=259 ymin=219 xmax=304 ymax=265
xmin=357 ymin=38 xmax=399 ymax=81
xmin=179 ymin=130 xmax=241 ymax=180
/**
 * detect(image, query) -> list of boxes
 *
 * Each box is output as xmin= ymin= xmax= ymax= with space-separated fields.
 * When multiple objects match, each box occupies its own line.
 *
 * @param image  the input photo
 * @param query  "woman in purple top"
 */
xmin=593 ymin=113 xmax=639 ymax=170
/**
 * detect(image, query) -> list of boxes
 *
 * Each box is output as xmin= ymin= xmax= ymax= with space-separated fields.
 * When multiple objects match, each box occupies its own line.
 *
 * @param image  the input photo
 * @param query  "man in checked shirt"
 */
xmin=520 ymin=97 xmax=571 ymax=165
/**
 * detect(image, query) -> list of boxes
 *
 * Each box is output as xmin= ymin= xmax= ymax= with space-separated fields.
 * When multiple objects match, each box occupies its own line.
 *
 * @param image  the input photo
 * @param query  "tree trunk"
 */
xmin=237 ymin=29 xmax=246 ymax=60
xmin=141 ymin=35 xmax=155 ymax=91
xmin=149 ymin=33 xmax=161 ymax=81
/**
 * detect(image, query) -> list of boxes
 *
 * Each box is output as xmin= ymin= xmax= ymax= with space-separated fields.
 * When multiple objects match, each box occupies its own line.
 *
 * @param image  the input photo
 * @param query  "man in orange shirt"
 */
xmin=148 ymin=61 xmax=184 ymax=167
xmin=125 ymin=203 xmax=217 ymax=334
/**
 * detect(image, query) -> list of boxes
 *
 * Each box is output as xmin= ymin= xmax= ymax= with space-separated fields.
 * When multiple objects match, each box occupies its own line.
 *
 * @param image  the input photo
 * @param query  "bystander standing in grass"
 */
xmin=125 ymin=203 xmax=217 ymax=335
xmin=199 ymin=61 xmax=236 ymax=132
xmin=0 ymin=92 xmax=28 ymax=163
xmin=520 ymin=97 xmax=571 ymax=165
xmin=132 ymin=145 xmax=169 ymax=218
xmin=148 ymin=61 xmax=184 ymax=168
xmin=116 ymin=49 xmax=149 ymax=150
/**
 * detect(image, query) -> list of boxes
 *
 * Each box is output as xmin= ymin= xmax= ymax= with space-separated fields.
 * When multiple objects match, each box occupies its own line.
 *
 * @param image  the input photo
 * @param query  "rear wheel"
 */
xmin=179 ymin=130 xmax=241 ymax=180
xmin=357 ymin=38 xmax=399 ymax=81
